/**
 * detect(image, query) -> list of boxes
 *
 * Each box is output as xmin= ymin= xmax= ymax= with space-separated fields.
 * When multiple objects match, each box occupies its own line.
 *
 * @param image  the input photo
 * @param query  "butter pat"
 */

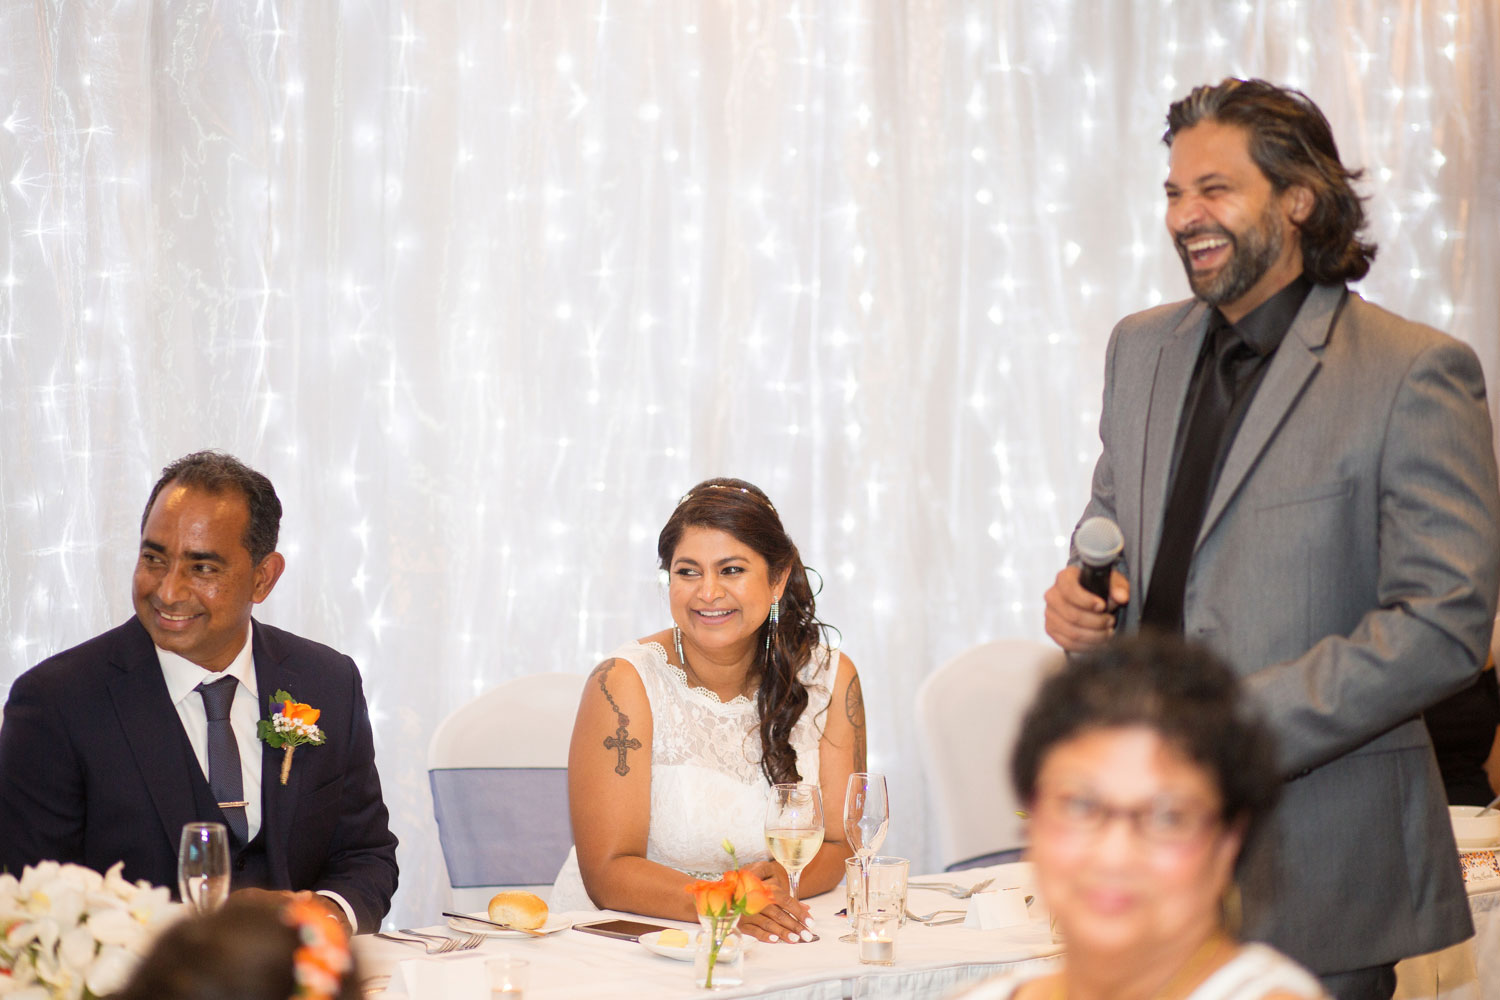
xmin=658 ymin=928 xmax=690 ymax=948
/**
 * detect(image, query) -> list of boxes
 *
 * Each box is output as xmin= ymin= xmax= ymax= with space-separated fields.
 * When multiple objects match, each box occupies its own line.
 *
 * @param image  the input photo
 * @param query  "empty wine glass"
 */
xmin=178 ymin=822 xmax=230 ymax=913
xmin=766 ymin=783 xmax=825 ymax=901
xmin=841 ymin=772 xmax=889 ymax=941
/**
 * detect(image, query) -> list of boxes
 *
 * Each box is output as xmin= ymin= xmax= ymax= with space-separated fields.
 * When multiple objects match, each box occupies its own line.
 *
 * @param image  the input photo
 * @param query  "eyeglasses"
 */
xmin=1031 ymin=788 xmax=1221 ymax=846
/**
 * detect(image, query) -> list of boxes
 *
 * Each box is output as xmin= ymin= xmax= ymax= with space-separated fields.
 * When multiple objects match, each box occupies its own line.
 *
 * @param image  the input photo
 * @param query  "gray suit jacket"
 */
xmin=1079 ymin=282 xmax=1500 ymax=973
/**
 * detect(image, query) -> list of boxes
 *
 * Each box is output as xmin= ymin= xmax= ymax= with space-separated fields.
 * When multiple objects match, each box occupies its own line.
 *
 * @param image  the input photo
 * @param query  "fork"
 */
xmin=375 ymin=932 xmax=450 ymax=955
xmin=905 ymin=906 xmax=968 ymax=923
xmin=397 ymin=929 xmax=485 ymax=954
xmin=452 ymin=931 xmax=486 ymax=952
xmin=909 ymin=877 xmax=996 ymax=898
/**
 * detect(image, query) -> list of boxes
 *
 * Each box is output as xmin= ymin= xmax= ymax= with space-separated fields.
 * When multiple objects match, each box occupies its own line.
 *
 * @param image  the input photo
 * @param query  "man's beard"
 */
xmin=1175 ymin=202 xmax=1285 ymax=308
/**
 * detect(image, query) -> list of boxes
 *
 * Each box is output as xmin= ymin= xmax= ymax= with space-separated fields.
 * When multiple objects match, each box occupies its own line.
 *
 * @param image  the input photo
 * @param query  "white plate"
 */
xmin=638 ymin=929 xmax=752 ymax=961
xmin=638 ymin=929 xmax=697 ymax=961
xmin=446 ymin=913 xmax=574 ymax=937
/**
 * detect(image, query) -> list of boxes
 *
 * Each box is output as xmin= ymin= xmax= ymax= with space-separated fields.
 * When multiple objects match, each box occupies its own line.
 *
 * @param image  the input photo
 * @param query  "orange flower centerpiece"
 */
xmin=256 ymin=690 xmax=327 ymax=785
xmin=684 ymin=841 xmax=771 ymax=990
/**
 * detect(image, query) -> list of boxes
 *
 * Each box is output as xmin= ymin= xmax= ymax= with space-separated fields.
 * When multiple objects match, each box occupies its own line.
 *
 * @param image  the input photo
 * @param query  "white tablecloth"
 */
xmin=357 ymin=862 xmax=1061 ymax=1000
xmin=1394 ymin=877 xmax=1500 ymax=1000
xmin=358 ymin=863 xmax=1498 ymax=999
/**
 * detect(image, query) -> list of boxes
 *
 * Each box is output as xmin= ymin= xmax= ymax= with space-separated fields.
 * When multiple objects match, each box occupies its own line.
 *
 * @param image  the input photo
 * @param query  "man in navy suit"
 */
xmin=0 ymin=451 xmax=398 ymax=933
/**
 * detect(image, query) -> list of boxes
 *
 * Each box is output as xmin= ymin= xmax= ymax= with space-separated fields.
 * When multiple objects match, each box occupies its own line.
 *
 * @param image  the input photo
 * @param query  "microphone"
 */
xmin=1074 ymin=516 xmax=1124 ymax=603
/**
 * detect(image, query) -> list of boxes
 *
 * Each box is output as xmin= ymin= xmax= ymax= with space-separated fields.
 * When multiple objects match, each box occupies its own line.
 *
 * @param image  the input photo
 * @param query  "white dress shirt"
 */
xmin=154 ymin=622 xmax=359 ymax=931
xmin=158 ymin=623 xmax=264 ymax=839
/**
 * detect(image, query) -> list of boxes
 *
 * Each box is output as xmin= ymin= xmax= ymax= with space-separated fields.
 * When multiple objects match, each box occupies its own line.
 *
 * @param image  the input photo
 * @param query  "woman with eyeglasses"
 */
xmin=956 ymin=633 xmax=1326 ymax=1000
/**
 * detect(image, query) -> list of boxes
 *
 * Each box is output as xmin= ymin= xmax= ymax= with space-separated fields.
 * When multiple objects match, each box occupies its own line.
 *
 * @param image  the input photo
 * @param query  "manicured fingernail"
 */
xmin=804 ymin=917 xmax=816 ymax=928
xmin=768 ymin=935 xmax=780 ymax=943
xmin=788 ymin=932 xmax=801 ymax=943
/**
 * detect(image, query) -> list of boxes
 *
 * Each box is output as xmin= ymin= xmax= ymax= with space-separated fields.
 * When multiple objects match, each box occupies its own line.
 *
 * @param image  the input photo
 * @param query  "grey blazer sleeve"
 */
xmin=1075 ymin=319 xmax=1125 ymax=568
xmin=1243 ymin=335 xmax=1500 ymax=775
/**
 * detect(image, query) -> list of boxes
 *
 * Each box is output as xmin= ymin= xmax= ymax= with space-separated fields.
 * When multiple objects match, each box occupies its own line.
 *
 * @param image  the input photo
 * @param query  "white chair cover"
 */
xmin=427 ymin=672 xmax=585 ymax=911
xmin=916 ymin=638 xmax=1061 ymax=871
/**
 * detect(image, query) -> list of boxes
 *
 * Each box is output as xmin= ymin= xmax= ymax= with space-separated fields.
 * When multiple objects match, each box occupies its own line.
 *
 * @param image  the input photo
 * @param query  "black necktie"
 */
xmin=1141 ymin=316 xmax=1257 ymax=632
xmin=197 ymin=676 xmax=249 ymax=843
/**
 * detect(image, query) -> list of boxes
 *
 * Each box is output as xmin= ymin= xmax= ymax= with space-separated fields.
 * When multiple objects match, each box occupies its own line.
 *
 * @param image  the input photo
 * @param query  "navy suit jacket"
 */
xmin=0 ymin=617 xmax=398 ymax=931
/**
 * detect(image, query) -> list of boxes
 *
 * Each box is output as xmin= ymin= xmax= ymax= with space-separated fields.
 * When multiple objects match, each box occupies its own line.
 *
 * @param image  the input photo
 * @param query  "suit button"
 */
xmin=234 ymin=857 xmax=247 ymax=872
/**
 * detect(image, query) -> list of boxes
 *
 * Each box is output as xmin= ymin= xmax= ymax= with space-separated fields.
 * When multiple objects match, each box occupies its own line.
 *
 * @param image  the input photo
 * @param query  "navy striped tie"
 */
xmin=197 ymin=676 xmax=249 ymax=843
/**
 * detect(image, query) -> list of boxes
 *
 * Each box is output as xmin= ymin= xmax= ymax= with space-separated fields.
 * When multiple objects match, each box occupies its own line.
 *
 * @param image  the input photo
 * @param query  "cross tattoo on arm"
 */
xmin=604 ymin=725 xmax=642 ymax=777
xmin=593 ymin=660 xmax=643 ymax=777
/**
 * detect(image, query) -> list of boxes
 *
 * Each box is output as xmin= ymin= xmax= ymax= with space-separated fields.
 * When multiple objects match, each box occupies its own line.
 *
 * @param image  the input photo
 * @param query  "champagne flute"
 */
xmin=844 ymin=771 xmax=889 ymax=864
xmin=766 ymin=783 xmax=825 ymax=901
xmin=841 ymin=772 xmax=889 ymax=941
xmin=178 ymin=822 xmax=230 ymax=913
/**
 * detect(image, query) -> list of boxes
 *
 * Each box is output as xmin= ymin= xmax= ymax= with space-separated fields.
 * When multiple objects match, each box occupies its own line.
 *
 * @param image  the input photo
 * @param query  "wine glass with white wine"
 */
xmin=766 ymin=783 xmax=825 ymax=902
xmin=841 ymin=772 xmax=889 ymax=941
xmin=178 ymin=822 xmax=230 ymax=914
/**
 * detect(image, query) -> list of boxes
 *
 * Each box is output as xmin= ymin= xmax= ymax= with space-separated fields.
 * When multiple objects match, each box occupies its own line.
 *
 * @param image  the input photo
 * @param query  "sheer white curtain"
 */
xmin=2 ymin=1 xmax=1495 ymax=928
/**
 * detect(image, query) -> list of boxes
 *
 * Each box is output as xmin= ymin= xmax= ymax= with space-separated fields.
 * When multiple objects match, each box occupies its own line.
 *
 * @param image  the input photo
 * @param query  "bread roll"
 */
xmin=488 ymin=890 xmax=548 ymax=930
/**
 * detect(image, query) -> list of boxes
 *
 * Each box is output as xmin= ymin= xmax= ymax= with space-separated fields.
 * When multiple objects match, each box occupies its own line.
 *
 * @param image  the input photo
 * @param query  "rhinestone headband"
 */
xmin=677 ymin=483 xmax=777 ymax=513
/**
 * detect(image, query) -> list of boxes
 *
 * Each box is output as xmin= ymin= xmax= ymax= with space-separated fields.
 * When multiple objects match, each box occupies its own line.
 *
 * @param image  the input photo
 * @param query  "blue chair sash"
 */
xmin=429 ymin=767 xmax=573 ymax=887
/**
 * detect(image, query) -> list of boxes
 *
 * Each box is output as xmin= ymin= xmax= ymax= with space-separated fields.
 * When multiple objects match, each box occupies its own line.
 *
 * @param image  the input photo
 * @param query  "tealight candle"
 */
xmin=857 ymin=911 xmax=897 ymax=966
xmin=859 ymin=933 xmax=893 ymax=964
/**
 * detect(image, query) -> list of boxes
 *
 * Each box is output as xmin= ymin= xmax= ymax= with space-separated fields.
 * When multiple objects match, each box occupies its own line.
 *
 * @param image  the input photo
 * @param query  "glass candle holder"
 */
xmin=857 ymin=909 xmax=898 ymax=965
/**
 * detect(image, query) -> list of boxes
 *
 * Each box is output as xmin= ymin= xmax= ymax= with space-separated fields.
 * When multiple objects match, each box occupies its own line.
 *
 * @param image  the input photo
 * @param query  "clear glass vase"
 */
xmin=693 ymin=912 xmax=744 ymax=989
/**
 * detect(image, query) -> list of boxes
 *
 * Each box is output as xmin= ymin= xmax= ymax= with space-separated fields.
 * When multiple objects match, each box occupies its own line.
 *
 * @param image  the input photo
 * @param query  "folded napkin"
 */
xmin=963 ymin=887 xmax=1031 ymax=929
xmin=398 ymin=955 xmax=487 ymax=999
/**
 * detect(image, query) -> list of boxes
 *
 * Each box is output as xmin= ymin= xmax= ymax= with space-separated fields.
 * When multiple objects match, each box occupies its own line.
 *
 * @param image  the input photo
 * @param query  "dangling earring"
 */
xmin=1220 ymin=882 xmax=1242 ymax=937
xmin=765 ymin=598 xmax=780 ymax=653
xmin=674 ymin=625 xmax=685 ymax=667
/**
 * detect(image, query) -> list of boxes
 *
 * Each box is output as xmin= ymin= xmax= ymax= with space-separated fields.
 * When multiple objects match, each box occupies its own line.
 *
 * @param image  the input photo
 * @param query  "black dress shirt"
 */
xmin=1163 ymin=274 xmax=1314 ymax=522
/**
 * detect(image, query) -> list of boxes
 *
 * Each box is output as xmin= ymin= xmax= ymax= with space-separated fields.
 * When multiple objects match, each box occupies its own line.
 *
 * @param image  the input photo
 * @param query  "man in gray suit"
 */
xmin=1044 ymin=78 xmax=1499 ymax=1000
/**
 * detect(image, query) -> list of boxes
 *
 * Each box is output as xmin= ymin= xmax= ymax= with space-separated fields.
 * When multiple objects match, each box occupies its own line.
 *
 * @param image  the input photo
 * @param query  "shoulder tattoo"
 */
xmin=591 ymin=660 xmax=642 ymax=777
xmin=845 ymin=672 xmax=867 ymax=771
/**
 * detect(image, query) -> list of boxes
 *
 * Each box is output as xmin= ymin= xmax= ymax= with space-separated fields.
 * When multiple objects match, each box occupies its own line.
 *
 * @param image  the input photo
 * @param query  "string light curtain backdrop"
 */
xmin=2 ymin=1 xmax=1496 ymax=927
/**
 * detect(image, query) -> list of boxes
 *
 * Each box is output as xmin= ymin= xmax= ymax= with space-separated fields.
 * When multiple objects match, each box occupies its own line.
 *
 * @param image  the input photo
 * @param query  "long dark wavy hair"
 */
xmin=1164 ymin=78 xmax=1377 ymax=284
xmin=658 ymin=477 xmax=829 ymax=785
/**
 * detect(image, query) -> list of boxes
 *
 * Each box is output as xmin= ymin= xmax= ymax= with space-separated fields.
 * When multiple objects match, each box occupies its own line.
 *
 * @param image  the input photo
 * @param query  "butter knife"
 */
xmin=441 ymin=910 xmax=547 ymax=938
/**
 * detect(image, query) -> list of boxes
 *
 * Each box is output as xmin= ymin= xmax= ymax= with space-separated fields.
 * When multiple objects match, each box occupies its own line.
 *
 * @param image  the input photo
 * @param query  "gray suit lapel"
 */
xmin=1197 ymin=284 xmax=1344 ymax=542
xmin=1138 ymin=304 xmax=1211 ymax=590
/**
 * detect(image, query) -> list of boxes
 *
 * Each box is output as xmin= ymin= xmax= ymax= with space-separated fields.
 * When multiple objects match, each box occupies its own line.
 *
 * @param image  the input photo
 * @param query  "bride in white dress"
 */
xmin=551 ymin=478 xmax=864 ymax=944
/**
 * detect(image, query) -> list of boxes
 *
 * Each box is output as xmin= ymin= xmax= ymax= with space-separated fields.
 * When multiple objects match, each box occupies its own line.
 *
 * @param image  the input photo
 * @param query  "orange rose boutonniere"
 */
xmin=257 ymin=690 xmax=327 ymax=785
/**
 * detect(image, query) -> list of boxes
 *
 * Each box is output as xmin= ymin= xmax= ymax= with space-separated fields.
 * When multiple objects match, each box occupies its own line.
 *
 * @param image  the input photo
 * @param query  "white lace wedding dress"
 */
xmin=549 ymin=638 xmax=836 ymax=913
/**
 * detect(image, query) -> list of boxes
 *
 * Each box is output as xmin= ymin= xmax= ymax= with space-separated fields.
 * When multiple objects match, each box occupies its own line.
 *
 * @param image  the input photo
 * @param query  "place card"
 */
xmin=963 ymin=887 xmax=1030 ymax=929
xmin=398 ymin=955 xmax=487 ymax=999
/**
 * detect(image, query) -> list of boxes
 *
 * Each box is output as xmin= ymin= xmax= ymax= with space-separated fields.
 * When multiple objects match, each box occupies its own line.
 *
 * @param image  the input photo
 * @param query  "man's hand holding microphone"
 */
xmin=1044 ymin=516 xmax=1130 ymax=652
